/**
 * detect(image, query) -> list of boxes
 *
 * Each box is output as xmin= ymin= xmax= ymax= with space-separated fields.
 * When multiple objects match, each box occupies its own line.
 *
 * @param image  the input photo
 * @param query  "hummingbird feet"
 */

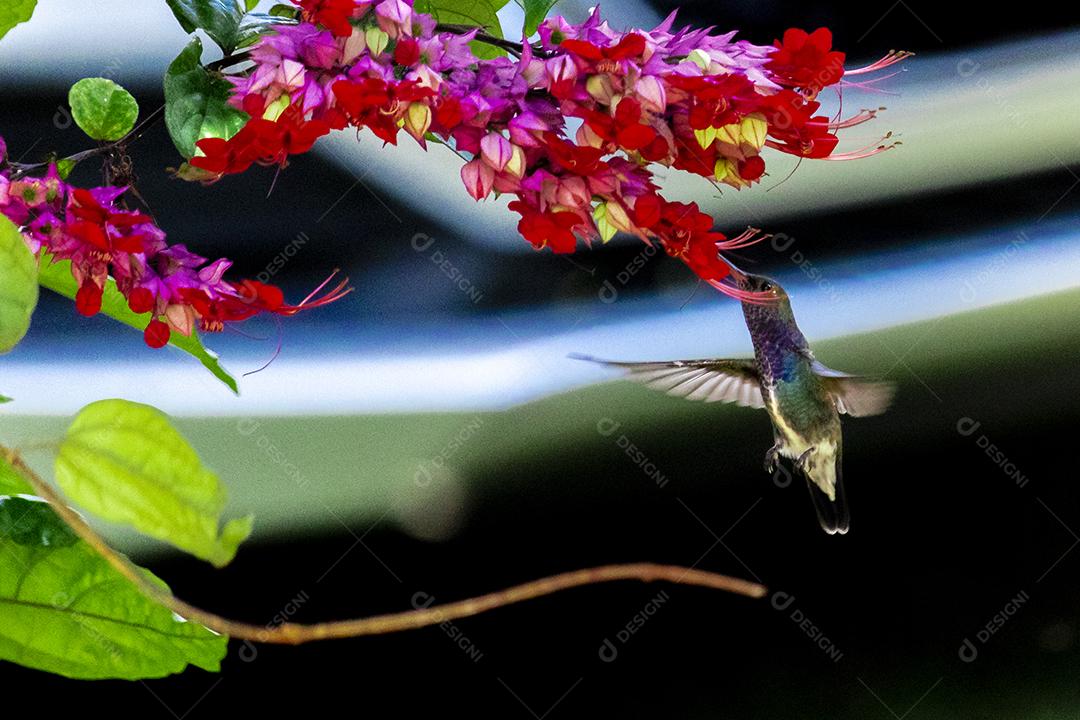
xmin=763 ymin=445 xmax=780 ymax=473
xmin=796 ymin=447 xmax=816 ymax=474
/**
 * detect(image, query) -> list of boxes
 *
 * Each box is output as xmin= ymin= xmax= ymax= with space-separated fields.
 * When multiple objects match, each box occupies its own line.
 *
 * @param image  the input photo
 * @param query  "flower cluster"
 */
xmin=194 ymin=0 xmax=905 ymax=295
xmin=0 ymin=139 xmax=348 ymax=348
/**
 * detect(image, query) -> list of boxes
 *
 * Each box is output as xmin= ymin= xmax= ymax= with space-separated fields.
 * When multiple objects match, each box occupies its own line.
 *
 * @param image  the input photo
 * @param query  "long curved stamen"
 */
xmin=282 ymin=269 xmax=354 ymax=313
xmin=810 ymin=108 xmax=885 ymax=130
xmin=716 ymin=227 xmax=770 ymax=250
xmin=839 ymin=73 xmax=905 ymax=95
xmin=822 ymin=134 xmax=901 ymax=161
xmin=844 ymin=50 xmax=914 ymax=76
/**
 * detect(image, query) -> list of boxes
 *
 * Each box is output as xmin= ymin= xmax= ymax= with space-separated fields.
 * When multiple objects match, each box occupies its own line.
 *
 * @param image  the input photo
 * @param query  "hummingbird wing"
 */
xmin=809 ymin=360 xmax=896 ymax=417
xmin=570 ymin=354 xmax=764 ymax=408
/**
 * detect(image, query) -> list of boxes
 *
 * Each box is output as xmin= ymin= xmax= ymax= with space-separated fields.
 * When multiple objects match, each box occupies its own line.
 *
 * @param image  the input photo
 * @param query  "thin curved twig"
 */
xmin=4 ymin=448 xmax=765 ymax=646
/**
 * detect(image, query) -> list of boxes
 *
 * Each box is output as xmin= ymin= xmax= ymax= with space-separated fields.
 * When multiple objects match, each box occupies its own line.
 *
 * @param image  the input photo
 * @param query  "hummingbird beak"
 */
xmin=721 ymin=256 xmax=750 ymax=290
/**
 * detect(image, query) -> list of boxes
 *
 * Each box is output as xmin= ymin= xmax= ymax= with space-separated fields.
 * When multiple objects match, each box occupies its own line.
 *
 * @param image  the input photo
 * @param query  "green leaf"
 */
xmin=415 ymin=0 xmax=506 ymax=59
xmin=36 ymin=254 xmax=238 ymax=394
xmin=0 ymin=395 xmax=11 ymax=405
xmin=0 ymin=0 xmax=36 ymax=42
xmin=0 ymin=495 xmax=228 ymax=679
xmin=166 ymin=0 xmax=246 ymax=55
xmin=244 ymin=0 xmax=259 ymax=10
xmin=55 ymin=157 xmax=77 ymax=180
xmin=164 ymin=38 xmax=250 ymax=159
xmin=521 ymin=0 xmax=557 ymax=37
xmin=0 ymin=215 xmax=38 ymax=354
xmin=55 ymin=399 xmax=254 ymax=568
xmin=0 ymin=459 xmax=31 ymax=496
xmin=268 ymin=2 xmax=300 ymax=18
xmin=68 ymin=78 xmax=140 ymax=143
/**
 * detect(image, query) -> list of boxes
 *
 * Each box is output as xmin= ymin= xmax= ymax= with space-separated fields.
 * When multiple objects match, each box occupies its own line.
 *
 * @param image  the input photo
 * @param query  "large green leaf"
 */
xmin=0 ymin=459 xmax=30 ymax=496
xmin=55 ymin=399 xmax=253 ymax=568
xmin=0 ymin=0 xmax=36 ymax=41
xmin=0 ymin=216 xmax=38 ymax=353
xmin=0 ymin=495 xmax=227 ymax=679
xmin=68 ymin=78 xmax=140 ymax=143
xmin=416 ymin=0 xmax=506 ymax=59
xmin=164 ymin=37 xmax=250 ymax=159
xmin=166 ymin=0 xmax=246 ymax=54
xmin=521 ymin=0 xmax=557 ymax=37
xmin=36 ymin=254 xmax=238 ymax=393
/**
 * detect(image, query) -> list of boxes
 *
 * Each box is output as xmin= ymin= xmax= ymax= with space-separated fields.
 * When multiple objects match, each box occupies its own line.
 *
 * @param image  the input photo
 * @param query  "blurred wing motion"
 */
xmin=570 ymin=354 xmax=765 ymax=409
xmin=810 ymin=360 xmax=896 ymax=417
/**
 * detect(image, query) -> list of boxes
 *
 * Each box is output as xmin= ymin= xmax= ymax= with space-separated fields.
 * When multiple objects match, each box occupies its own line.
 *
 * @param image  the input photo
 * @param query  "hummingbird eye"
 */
xmin=760 ymin=281 xmax=773 ymax=292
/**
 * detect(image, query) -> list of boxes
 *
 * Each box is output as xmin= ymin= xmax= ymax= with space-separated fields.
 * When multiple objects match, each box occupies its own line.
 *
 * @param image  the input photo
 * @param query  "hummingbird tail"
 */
xmin=804 ymin=465 xmax=850 ymax=535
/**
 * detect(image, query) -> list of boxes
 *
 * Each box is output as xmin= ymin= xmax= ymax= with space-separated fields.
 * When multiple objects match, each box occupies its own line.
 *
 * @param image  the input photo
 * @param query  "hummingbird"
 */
xmin=573 ymin=267 xmax=895 ymax=534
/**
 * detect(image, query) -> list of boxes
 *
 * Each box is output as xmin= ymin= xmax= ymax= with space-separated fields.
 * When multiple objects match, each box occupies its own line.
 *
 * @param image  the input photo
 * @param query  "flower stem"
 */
xmin=4 ymin=446 xmax=766 ymax=646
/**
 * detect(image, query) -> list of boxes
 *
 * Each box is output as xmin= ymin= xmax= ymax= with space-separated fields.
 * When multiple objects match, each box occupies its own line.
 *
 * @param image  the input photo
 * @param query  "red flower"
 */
xmin=143 ymin=319 xmax=171 ymax=349
xmin=543 ymin=134 xmax=606 ymax=176
xmin=333 ymin=78 xmax=434 ymax=145
xmin=760 ymin=90 xmax=839 ymax=158
xmin=508 ymin=200 xmax=582 ymax=253
xmin=651 ymin=200 xmax=731 ymax=281
xmin=298 ymin=0 xmax=358 ymax=38
xmin=191 ymin=109 xmax=330 ymax=177
xmin=394 ymin=36 xmax=420 ymax=66
xmin=668 ymin=74 xmax=759 ymax=131
xmin=561 ymin=33 xmax=646 ymax=65
xmin=583 ymin=98 xmax=657 ymax=152
xmin=127 ymin=287 xmax=155 ymax=314
xmin=68 ymin=188 xmax=153 ymax=255
xmin=768 ymin=27 xmax=846 ymax=94
xmin=180 ymin=275 xmax=352 ymax=333
xmin=75 ymin=280 xmax=103 ymax=317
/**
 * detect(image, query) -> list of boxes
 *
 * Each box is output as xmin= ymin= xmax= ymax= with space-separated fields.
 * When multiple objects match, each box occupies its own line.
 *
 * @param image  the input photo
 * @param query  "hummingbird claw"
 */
xmin=763 ymin=445 xmax=780 ymax=473
xmin=796 ymin=447 xmax=816 ymax=473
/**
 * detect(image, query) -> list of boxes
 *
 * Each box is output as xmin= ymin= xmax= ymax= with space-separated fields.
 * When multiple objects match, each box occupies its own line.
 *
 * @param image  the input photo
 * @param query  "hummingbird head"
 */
xmin=720 ymin=260 xmax=787 ymax=305
xmin=737 ymin=272 xmax=787 ymax=301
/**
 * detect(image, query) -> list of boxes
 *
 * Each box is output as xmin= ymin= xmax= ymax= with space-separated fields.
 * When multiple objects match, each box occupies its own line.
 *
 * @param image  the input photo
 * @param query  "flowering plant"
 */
xmin=0 ymin=0 xmax=904 ymax=683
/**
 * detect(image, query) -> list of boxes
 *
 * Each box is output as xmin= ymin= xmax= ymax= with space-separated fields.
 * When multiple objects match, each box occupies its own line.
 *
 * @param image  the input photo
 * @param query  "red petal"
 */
xmin=127 ymin=287 xmax=155 ymax=314
xmin=75 ymin=282 xmax=102 ymax=317
xmin=608 ymin=33 xmax=646 ymax=60
xmin=68 ymin=220 xmax=110 ymax=251
xmin=143 ymin=319 xmax=171 ymax=348
xmin=616 ymin=123 xmax=656 ymax=151
xmin=560 ymin=39 xmax=603 ymax=61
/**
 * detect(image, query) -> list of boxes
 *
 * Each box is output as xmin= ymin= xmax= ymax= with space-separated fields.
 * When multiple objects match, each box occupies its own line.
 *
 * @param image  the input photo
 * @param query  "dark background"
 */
xmin=3 ymin=1 xmax=1080 ymax=717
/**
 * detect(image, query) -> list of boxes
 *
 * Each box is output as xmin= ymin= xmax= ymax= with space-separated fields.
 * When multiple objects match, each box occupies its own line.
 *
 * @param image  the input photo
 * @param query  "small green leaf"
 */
xmin=0 ymin=495 xmax=228 ymax=679
xmin=0 ymin=0 xmax=36 ymax=42
xmin=166 ymin=0 xmax=246 ymax=54
xmin=0 ymin=215 xmax=38 ymax=354
xmin=37 ymin=254 xmax=238 ymax=393
xmin=0 ymin=395 xmax=11 ymax=405
xmin=55 ymin=157 xmax=77 ymax=179
xmin=521 ymin=0 xmax=557 ymax=36
xmin=55 ymin=399 xmax=253 ymax=567
xmin=268 ymin=2 xmax=300 ymax=18
xmin=164 ymin=38 xmax=250 ymax=159
xmin=244 ymin=0 xmax=259 ymax=10
xmin=68 ymin=78 xmax=140 ymax=143
xmin=415 ymin=0 xmax=506 ymax=59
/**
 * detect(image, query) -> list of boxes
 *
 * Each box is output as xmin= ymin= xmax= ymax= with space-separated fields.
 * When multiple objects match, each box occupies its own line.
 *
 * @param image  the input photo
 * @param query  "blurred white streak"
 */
xmin=3 ymin=223 xmax=1077 ymax=416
